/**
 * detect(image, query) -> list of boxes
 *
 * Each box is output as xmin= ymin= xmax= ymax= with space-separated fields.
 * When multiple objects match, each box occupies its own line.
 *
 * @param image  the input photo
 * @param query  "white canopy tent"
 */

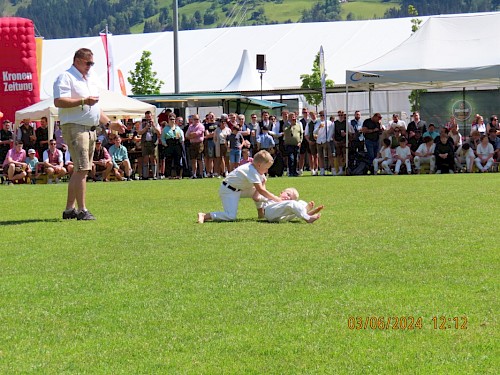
xmin=15 ymin=88 xmax=156 ymax=139
xmin=346 ymin=12 xmax=500 ymax=91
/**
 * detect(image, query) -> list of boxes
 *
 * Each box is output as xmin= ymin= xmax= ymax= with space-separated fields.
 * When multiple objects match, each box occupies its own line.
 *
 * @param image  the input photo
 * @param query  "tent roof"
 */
xmin=222 ymin=49 xmax=273 ymax=92
xmin=346 ymin=12 xmax=500 ymax=90
xmin=39 ymin=16 xmax=422 ymax=98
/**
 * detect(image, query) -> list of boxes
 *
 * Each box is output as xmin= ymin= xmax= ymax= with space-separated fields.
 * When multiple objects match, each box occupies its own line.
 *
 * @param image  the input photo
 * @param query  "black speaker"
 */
xmin=256 ymin=54 xmax=266 ymax=71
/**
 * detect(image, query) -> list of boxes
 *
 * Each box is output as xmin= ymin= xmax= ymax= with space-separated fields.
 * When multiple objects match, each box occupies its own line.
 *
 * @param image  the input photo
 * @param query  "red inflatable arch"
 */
xmin=0 ymin=17 xmax=40 ymax=126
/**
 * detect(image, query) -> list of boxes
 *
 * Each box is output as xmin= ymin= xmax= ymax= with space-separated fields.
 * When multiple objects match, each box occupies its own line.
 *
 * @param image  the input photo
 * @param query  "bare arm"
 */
xmin=253 ymin=182 xmax=281 ymax=202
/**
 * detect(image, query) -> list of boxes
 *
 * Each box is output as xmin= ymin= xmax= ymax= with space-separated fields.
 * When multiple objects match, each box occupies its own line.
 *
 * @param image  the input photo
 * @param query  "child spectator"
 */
xmin=257 ymin=125 xmax=275 ymax=152
xmin=254 ymin=187 xmax=323 ymax=224
xmin=394 ymin=137 xmax=412 ymax=175
xmin=414 ymin=136 xmax=436 ymax=173
xmin=373 ymin=138 xmax=393 ymax=175
xmin=197 ymin=150 xmax=281 ymax=223
xmin=455 ymin=143 xmax=474 ymax=173
xmin=239 ymin=147 xmax=253 ymax=166
xmin=25 ymin=148 xmax=39 ymax=183
xmin=228 ymin=124 xmax=244 ymax=172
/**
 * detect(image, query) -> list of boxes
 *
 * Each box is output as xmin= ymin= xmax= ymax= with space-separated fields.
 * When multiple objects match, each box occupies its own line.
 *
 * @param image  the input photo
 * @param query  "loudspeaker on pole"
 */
xmin=256 ymin=54 xmax=266 ymax=71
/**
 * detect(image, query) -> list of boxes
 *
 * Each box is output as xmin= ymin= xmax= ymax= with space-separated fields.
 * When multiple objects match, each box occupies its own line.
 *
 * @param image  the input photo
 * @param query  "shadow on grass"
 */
xmin=0 ymin=218 xmax=61 ymax=226
xmin=199 ymin=218 xmax=304 ymax=224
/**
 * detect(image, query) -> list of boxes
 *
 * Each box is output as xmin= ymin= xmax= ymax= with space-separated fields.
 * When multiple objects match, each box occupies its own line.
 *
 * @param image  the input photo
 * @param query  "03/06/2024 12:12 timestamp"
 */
xmin=432 ymin=316 xmax=468 ymax=330
xmin=347 ymin=316 xmax=468 ymax=330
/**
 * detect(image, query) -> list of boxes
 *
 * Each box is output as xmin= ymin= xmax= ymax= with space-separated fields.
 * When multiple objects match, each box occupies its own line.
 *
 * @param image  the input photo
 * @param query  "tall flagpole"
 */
xmin=173 ymin=0 xmax=180 ymax=93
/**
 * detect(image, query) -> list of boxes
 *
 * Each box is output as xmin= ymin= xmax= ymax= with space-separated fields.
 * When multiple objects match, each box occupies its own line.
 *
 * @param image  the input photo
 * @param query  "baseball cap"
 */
xmin=28 ymin=149 xmax=36 ymax=154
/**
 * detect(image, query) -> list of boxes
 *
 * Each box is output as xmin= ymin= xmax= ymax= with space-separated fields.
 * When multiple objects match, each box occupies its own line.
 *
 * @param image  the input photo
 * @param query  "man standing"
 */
xmin=54 ymin=48 xmax=124 ymax=220
xmin=407 ymin=111 xmax=427 ymax=136
xmin=283 ymin=112 xmax=303 ymax=177
xmin=350 ymin=110 xmax=364 ymax=154
xmin=35 ymin=116 xmax=50 ymax=157
xmin=298 ymin=108 xmax=310 ymax=175
xmin=362 ymin=113 xmax=383 ymax=168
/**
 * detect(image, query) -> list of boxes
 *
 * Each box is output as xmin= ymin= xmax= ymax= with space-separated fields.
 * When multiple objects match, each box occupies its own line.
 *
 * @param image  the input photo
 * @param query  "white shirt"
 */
xmin=53 ymin=65 xmax=101 ymax=127
xmin=455 ymin=146 xmax=474 ymax=159
xmin=380 ymin=146 xmax=393 ymax=160
xmin=225 ymin=162 xmax=265 ymax=191
xmin=396 ymin=145 xmax=412 ymax=159
xmin=313 ymin=121 xmax=333 ymax=144
xmin=476 ymin=142 xmax=494 ymax=157
xmin=416 ymin=143 xmax=435 ymax=156
xmin=388 ymin=119 xmax=407 ymax=129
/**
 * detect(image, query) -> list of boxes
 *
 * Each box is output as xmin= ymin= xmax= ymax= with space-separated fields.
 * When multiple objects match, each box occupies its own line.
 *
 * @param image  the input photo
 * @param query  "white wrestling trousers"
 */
xmin=373 ymin=158 xmax=393 ymax=174
xmin=210 ymin=184 xmax=257 ymax=221
xmin=395 ymin=159 xmax=412 ymax=174
xmin=414 ymin=155 xmax=435 ymax=171
xmin=264 ymin=200 xmax=311 ymax=223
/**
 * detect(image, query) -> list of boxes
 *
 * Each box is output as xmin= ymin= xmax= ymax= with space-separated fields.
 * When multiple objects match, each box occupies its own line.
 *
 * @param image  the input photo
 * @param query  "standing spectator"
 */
xmin=434 ymin=133 xmax=455 ymax=174
xmin=350 ymin=110 xmax=365 ymax=154
xmin=228 ymin=125 xmax=244 ymax=172
xmin=1 ymin=120 xmax=14 ymax=165
xmin=17 ymin=118 xmax=36 ymax=151
xmin=214 ymin=117 xmax=231 ymax=178
xmin=257 ymin=125 xmax=275 ymax=152
xmin=333 ymin=111 xmax=352 ymax=176
xmin=42 ymin=139 xmax=67 ymax=183
xmin=161 ymin=114 xmax=184 ymax=179
xmin=407 ymin=111 xmax=428 ymax=136
xmin=243 ymin=113 xmax=261 ymax=155
xmin=204 ymin=112 xmax=217 ymax=177
xmin=298 ymin=107 xmax=310 ymax=175
xmin=387 ymin=113 xmax=407 ymax=132
xmin=283 ymin=112 xmax=303 ymax=177
xmin=185 ymin=113 xmax=205 ymax=178
xmin=304 ymin=111 xmax=320 ymax=175
xmin=138 ymin=110 xmax=160 ymax=179
xmin=35 ymin=116 xmax=50 ymax=157
xmin=362 ymin=113 xmax=383 ymax=168
xmin=54 ymin=47 xmax=125 ymax=220
xmin=90 ymin=139 xmax=113 ymax=182
xmin=474 ymin=135 xmax=495 ymax=172
xmin=53 ymin=122 xmax=66 ymax=152
xmin=314 ymin=111 xmax=334 ymax=176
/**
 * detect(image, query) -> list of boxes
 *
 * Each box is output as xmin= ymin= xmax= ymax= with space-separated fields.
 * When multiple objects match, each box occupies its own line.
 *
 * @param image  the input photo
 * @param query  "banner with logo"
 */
xmin=0 ymin=18 xmax=40 ymax=124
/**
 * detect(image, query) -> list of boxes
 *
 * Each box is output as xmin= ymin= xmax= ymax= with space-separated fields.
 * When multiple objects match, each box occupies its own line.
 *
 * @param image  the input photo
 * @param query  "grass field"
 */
xmin=0 ymin=174 xmax=498 ymax=373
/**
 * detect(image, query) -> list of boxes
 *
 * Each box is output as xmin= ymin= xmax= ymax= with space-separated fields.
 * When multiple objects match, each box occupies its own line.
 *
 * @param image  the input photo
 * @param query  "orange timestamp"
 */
xmin=347 ymin=316 xmax=468 ymax=330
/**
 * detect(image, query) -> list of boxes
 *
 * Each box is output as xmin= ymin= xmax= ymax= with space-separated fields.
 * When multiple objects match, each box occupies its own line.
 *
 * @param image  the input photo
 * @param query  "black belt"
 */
xmin=223 ymin=181 xmax=240 ymax=192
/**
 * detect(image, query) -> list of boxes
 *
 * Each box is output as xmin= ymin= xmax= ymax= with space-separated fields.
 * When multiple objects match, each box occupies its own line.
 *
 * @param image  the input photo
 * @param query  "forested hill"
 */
xmin=1 ymin=0 xmax=499 ymax=39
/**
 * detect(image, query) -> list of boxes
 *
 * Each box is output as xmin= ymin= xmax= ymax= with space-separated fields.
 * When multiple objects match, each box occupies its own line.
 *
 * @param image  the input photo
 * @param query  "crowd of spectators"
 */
xmin=1 ymin=110 xmax=499 ymax=185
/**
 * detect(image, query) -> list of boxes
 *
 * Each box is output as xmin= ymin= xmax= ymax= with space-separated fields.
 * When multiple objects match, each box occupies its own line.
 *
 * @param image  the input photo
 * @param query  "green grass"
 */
xmin=342 ymin=0 xmax=400 ymax=20
xmin=0 ymin=174 xmax=498 ymax=373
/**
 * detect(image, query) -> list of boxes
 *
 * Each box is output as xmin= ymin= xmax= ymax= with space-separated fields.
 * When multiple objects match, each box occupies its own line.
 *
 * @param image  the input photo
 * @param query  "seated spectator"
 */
xmin=42 ymin=139 xmax=67 ymax=184
xmin=455 ymin=143 xmax=474 ymax=173
xmin=468 ymin=130 xmax=481 ymax=152
xmin=444 ymin=116 xmax=459 ymax=131
xmin=414 ymin=136 xmax=436 ymax=174
xmin=2 ymin=140 xmax=28 ymax=184
xmin=423 ymin=124 xmax=440 ymax=141
xmin=90 ymin=139 xmax=113 ymax=181
xmin=449 ymin=123 xmax=463 ymax=150
xmin=470 ymin=115 xmax=487 ymax=136
xmin=487 ymin=128 xmax=500 ymax=161
xmin=487 ymin=115 xmax=499 ymax=134
xmin=108 ymin=136 xmax=132 ymax=181
xmin=475 ymin=135 xmax=495 ymax=172
xmin=389 ymin=127 xmax=403 ymax=149
xmin=394 ymin=137 xmax=412 ymax=175
xmin=257 ymin=125 xmax=275 ymax=152
xmin=408 ymin=129 xmax=423 ymax=158
xmin=25 ymin=148 xmax=40 ymax=183
xmin=373 ymin=138 xmax=393 ymax=175
xmin=434 ymin=133 xmax=455 ymax=174
xmin=387 ymin=113 xmax=407 ymax=133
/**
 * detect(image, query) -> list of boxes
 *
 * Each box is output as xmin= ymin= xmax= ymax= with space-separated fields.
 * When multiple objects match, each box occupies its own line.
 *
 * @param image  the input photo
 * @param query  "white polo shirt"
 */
xmin=53 ymin=65 xmax=101 ymax=127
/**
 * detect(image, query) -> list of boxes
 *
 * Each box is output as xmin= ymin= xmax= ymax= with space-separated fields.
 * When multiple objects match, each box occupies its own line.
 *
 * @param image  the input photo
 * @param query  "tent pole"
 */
xmin=345 ymin=84 xmax=349 ymax=174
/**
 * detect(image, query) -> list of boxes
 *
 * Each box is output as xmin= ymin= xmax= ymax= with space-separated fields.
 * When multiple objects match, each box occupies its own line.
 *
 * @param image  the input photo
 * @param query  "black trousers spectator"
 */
xmin=285 ymin=144 xmax=300 ymax=176
xmin=436 ymin=154 xmax=455 ymax=173
xmin=165 ymin=139 xmax=183 ymax=177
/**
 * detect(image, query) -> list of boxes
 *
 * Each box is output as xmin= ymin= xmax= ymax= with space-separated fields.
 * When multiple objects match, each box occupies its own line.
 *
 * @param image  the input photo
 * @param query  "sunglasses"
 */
xmin=82 ymin=60 xmax=95 ymax=67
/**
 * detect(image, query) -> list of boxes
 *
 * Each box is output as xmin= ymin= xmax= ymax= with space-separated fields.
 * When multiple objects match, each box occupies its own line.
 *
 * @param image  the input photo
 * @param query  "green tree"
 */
xmin=300 ymin=52 xmax=334 ymax=110
xmin=127 ymin=50 xmax=164 ymax=95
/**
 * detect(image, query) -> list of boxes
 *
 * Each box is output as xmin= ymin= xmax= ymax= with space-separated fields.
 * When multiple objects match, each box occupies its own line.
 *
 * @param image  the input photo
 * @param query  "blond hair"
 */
xmin=283 ymin=187 xmax=299 ymax=200
xmin=253 ymin=150 xmax=273 ymax=164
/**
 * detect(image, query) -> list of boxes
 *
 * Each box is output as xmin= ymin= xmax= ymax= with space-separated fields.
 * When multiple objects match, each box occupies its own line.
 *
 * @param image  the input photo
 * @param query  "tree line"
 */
xmin=11 ymin=0 xmax=500 ymax=39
